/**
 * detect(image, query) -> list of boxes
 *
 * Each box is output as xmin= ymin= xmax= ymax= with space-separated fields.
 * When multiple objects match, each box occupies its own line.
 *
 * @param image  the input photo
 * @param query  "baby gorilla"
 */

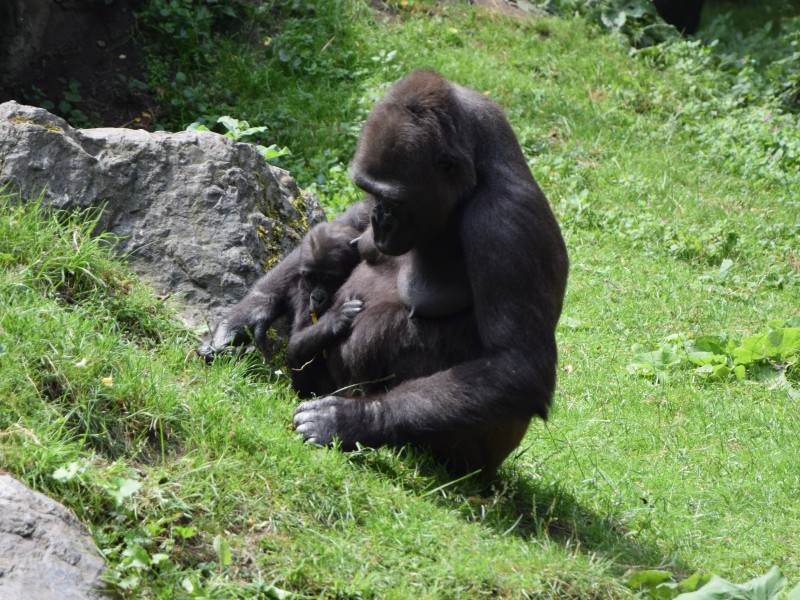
xmin=287 ymin=221 xmax=363 ymax=397
xmin=197 ymin=220 xmax=362 ymax=397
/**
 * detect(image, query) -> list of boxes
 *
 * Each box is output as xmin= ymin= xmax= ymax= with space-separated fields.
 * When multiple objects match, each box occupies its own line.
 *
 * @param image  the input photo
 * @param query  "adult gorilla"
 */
xmin=203 ymin=70 xmax=568 ymax=476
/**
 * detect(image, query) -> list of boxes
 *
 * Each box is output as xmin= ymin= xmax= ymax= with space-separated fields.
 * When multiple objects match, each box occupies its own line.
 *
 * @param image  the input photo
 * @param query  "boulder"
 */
xmin=0 ymin=101 xmax=325 ymax=329
xmin=0 ymin=473 xmax=107 ymax=599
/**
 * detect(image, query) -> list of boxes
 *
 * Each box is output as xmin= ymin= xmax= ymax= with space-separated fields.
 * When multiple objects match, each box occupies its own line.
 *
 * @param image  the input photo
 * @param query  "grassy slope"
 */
xmin=2 ymin=1 xmax=799 ymax=597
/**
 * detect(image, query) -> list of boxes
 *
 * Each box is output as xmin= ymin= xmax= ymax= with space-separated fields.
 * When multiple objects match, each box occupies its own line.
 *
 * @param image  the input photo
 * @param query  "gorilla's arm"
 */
xmin=293 ymin=352 xmax=542 ymax=447
xmin=286 ymin=299 xmax=363 ymax=368
xmin=197 ymin=253 xmax=298 ymax=360
xmin=197 ymin=201 xmax=370 ymax=361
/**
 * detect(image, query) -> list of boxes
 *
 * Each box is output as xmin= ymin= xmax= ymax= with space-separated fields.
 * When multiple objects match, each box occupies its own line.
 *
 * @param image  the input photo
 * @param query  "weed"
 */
xmin=628 ymin=320 xmax=800 ymax=390
xmin=186 ymin=116 xmax=290 ymax=162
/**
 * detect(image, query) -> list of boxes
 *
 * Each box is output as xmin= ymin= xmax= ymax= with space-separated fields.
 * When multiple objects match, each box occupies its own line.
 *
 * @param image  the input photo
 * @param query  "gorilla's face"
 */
xmin=369 ymin=197 xmax=413 ymax=256
xmin=299 ymin=222 xmax=361 ymax=314
xmin=352 ymin=105 xmax=466 ymax=257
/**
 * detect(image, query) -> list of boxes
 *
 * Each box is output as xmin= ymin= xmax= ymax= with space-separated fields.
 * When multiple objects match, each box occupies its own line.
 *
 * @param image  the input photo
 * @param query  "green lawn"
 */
xmin=1 ymin=1 xmax=799 ymax=597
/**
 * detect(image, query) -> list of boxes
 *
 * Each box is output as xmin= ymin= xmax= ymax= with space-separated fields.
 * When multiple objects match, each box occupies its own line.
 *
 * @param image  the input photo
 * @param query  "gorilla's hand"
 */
xmin=293 ymin=396 xmax=380 ymax=448
xmin=332 ymin=299 xmax=364 ymax=337
xmin=293 ymin=397 xmax=340 ymax=446
xmin=196 ymin=305 xmax=272 ymax=363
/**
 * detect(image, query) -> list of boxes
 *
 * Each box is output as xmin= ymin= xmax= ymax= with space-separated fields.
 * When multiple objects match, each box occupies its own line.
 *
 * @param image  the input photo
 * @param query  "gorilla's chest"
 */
xmin=396 ymin=255 xmax=472 ymax=318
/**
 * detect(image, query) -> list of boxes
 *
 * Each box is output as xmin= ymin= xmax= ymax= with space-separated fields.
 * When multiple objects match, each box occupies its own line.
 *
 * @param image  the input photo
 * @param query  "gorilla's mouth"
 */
xmin=374 ymin=235 xmax=414 ymax=257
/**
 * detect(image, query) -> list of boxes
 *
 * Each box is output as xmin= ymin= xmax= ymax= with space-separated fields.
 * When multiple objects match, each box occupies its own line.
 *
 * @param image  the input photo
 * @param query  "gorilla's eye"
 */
xmin=436 ymin=155 xmax=458 ymax=176
xmin=374 ymin=199 xmax=391 ymax=211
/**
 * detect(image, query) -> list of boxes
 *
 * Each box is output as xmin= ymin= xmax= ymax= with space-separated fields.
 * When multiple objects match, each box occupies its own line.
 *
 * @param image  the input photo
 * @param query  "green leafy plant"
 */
xmin=138 ymin=0 xmax=241 ymax=51
xmin=25 ymin=79 xmax=93 ymax=128
xmin=544 ymin=0 xmax=680 ymax=47
xmin=287 ymin=151 xmax=362 ymax=216
xmin=626 ymin=566 xmax=800 ymax=600
xmin=635 ymin=12 xmax=800 ymax=185
xmin=628 ymin=320 xmax=800 ymax=390
xmin=661 ymin=224 xmax=739 ymax=266
xmin=625 ymin=569 xmax=710 ymax=599
xmin=187 ymin=116 xmax=290 ymax=162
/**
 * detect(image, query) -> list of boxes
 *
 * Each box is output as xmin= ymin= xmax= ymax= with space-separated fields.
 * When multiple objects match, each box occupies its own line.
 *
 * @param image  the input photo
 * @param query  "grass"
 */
xmin=2 ymin=0 xmax=800 ymax=597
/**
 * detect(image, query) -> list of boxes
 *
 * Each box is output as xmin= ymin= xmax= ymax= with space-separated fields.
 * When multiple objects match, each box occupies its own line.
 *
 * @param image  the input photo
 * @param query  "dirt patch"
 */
xmin=473 ymin=0 xmax=545 ymax=19
xmin=0 ymin=0 xmax=157 ymax=128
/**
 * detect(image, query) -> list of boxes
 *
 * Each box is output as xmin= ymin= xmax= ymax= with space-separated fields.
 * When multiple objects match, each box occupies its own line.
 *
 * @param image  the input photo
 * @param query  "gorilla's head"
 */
xmin=351 ymin=71 xmax=476 ymax=256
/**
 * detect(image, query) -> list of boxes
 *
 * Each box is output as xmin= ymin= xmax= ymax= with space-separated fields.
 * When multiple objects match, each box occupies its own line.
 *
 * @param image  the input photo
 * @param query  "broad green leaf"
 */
xmin=117 ymin=575 xmax=140 ymax=591
xmin=749 ymin=362 xmax=784 ymax=383
xmin=627 ymin=362 xmax=655 ymax=377
xmin=733 ymin=334 xmax=770 ymax=364
xmin=265 ymin=585 xmax=294 ymax=599
xmin=122 ymin=544 xmax=151 ymax=570
xmin=217 ymin=115 xmax=243 ymax=136
xmin=601 ymin=10 xmax=627 ymax=29
xmin=258 ymin=144 xmax=291 ymax=161
xmin=678 ymin=573 xmax=712 ymax=593
xmin=240 ymin=125 xmax=268 ymax=137
xmin=733 ymin=328 xmax=800 ymax=365
xmin=185 ymin=122 xmax=210 ymax=132
xmin=173 ymin=525 xmax=197 ymax=540
xmin=686 ymin=335 xmax=728 ymax=355
xmin=686 ymin=351 xmax=727 ymax=366
xmin=693 ymin=364 xmax=731 ymax=381
xmin=52 ymin=462 xmax=82 ymax=483
xmin=629 ymin=349 xmax=680 ymax=375
xmin=105 ymin=477 xmax=142 ymax=506
xmin=708 ymin=364 xmax=731 ymax=382
xmin=780 ymin=328 xmax=800 ymax=354
xmin=213 ymin=534 xmax=232 ymax=567
xmin=626 ymin=569 xmax=674 ymax=589
xmin=675 ymin=566 xmax=786 ymax=600
xmin=787 ymin=582 xmax=800 ymax=600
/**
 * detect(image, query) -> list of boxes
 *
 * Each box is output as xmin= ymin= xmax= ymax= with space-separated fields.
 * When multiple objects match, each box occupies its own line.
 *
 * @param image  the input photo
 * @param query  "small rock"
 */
xmin=0 ymin=473 xmax=107 ymax=599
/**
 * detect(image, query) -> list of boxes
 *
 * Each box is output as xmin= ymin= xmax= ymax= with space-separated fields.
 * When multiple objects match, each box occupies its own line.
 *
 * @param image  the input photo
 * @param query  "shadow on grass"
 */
xmin=349 ymin=443 xmax=693 ymax=579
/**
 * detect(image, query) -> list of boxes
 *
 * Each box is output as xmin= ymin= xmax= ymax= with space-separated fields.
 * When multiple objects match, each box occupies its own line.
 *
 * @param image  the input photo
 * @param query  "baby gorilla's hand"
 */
xmin=196 ymin=305 xmax=271 ymax=362
xmin=331 ymin=298 xmax=363 ymax=337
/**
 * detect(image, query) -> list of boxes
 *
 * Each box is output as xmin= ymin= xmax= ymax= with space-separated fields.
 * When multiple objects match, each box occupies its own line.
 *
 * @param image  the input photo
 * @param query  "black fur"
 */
xmin=198 ymin=219 xmax=362 ymax=398
xmin=202 ymin=71 xmax=569 ymax=477
xmin=654 ymin=0 xmax=705 ymax=34
xmin=286 ymin=221 xmax=363 ymax=397
xmin=294 ymin=71 xmax=569 ymax=476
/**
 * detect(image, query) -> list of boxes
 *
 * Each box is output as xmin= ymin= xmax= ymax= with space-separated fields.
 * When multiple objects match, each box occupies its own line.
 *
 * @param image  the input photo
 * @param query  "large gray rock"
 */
xmin=0 ymin=101 xmax=325 ymax=328
xmin=0 ymin=473 xmax=106 ymax=599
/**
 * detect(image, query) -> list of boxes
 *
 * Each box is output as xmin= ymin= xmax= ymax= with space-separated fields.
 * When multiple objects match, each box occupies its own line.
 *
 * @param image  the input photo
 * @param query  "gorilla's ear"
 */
xmin=436 ymin=152 xmax=476 ymax=193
